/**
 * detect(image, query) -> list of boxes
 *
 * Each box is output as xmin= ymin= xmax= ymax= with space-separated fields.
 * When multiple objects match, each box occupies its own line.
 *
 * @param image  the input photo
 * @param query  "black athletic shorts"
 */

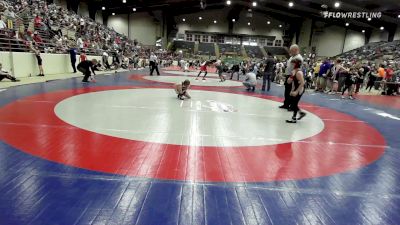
xmin=36 ymin=55 xmax=42 ymax=66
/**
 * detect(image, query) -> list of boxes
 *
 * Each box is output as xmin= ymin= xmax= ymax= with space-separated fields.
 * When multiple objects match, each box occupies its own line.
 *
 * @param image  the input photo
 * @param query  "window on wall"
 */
xmin=202 ymin=35 xmax=209 ymax=42
xmin=266 ymin=39 xmax=274 ymax=46
xmin=225 ymin=37 xmax=232 ymax=44
xmin=177 ymin=33 xmax=185 ymax=40
xmin=186 ymin=34 xmax=193 ymax=41
xmin=259 ymin=38 xmax=265 ymax=46
xmin=275 ymin=40 xmax=282 ymax=46
xmin=210 ymin=36 xmax=217 ymax=43
xmin=195 ymin=35 xmax=201 ymax=42
xmin=232 ymin=37 xmax=240 ymax=45
xmin=218 ymin=36 xmax=224 ymax=43
xmin=242 ymin=37 xmax=250 ymax=46
xmin=250 ymin=38 xmax=257 ymax=46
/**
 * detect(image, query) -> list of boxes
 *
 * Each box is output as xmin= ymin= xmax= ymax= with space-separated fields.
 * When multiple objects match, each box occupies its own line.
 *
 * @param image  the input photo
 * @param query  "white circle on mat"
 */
xmin=54 ymin=89 xmax=324 ymax=147
xmin=144 ymin=75 xmax=243 ymax=87
xmin=163 ymin=70 xmax=219 ymax=77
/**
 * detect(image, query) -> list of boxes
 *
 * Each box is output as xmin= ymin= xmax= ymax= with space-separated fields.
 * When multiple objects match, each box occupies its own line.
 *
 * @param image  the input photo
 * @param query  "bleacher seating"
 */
xmin=219 ymin=43 xmax=241 ymax=56
xmin=198 ymin=42 xmax=215 ymax=56
xmin=244 ymin=45 xmax=263 ymax=58
xmin=336 ymin=41 xmax=400 ymax=62
xmin=174 ymin=40 xmax=194 ymax=53
xmin=0 ymin=0 xmax=136 ymax=56
xmin=264 ymin=47 xmax=289 ymax=57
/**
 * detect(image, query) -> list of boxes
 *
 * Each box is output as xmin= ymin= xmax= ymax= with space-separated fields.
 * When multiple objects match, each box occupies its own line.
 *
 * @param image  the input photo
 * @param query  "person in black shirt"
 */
xmin=286 ymin=58 xmax=306 ymax=123
xmin=341 ymin=68 xmax=356 ymax=99
xmin=230 ymin=64 xmax=240 ymax=80
xmin=77 ymin=59 xmax=98 ymax=82
xmin=262 ymin=52 xmax=276 ymax=91
xmin=366 ymin=71 xmax=377 ymax=92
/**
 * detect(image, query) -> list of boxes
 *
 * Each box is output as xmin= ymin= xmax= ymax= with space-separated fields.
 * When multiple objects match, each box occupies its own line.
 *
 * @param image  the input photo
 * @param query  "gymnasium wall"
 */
xmin=54 ymin=0 xmax=67 ymax=9
xmin=312 ymin=26 xmax=345 ymax=57
xmin=107 ymin=14 xmax=130 ymax=36
xmin=176 ymin=10 xmax=230 ymax=34
xmin=343 ymin=30 xmax=365 ymax=53
xmin=297 ymin=19 xmax=312 ymax=50
xmin=311 ymin=25 xmax=365 ymax=57
xmin=175 ymin=9 xmax=284 ymax=40
xmin=95 ymin=11 xmax=103 ymax=24
xmin=77 ymin=1 xmax=89 ymax=18
xmin=234 ymin=11 xmax=283 ymax=40
xmin=369 ymin=29 xmax=389 ymax=43
xmin=129 ymin=12 xmax=161 ymax=46
xmin=0 ymin=52 xmax=105 ymax=78
xmin=107 ymin=12 xmax=161 ymax=45
xmin=394 ymin=26 xmax=400 ymax=41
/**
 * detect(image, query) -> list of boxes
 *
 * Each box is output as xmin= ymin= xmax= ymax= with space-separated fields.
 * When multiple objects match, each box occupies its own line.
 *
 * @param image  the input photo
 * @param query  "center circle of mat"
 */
xmin=0 ymin=86 xmax=386 ymax=182
xmin=54 ymin=89 xmax=325 ymax=147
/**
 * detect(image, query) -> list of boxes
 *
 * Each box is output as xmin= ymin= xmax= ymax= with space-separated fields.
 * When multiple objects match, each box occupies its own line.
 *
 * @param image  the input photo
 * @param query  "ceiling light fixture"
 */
xmin=362 ymin=30 xmax=365 ymax=33
xmin=226 ymin=0 xmax=231 ymax=5
xmin=279 ymin=24 xmax=282 ymax=28
xmin=252 ymin=1 xmax=257 ymax=7
xmin=288 ymin=2 xmax=294 ymax=7
xmin=112 ymin=13 xmax=115 ymax=15
xmin=367 ymin=17 xmax=372 ymax=21
xmin=122 ymin=0 xmax=126 ymax=3
xmin=232 ymin=18 xmax=236 ymax=22
xmin=380 ymin=26 xmax=384 ymax=30
xmin=182 ymin=18 xmax=186 ymax=22
xmin=214 ymin=20 xmax=217 ymax=24
xmin=102 ymin=6 xmax=105 ymax=10
xmin=345 ymin=22 xmax=349 ymax=26
xmin=199 ymin=16 xmax=202 ymax=20
xmin=133 ymin=8 xmax=136 ymax=11
xmin=248 ymin=22 xmax=251 ymax=26
xmin=334 ymin=2 xmax=340 ymax=8
xmin=267 ymin=21 xmax=270 ymax=24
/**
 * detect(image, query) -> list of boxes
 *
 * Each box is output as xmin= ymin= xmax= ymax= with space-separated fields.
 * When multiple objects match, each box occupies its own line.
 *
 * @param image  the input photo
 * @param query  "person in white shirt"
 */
xmin=280 ymin=44 xmax=303 ymax=109
xmin=149 ymin=52 xmax=160 ymax=76
xmin=0 ymin=63 xmax=19 ymax=82
xmin=102 ymin=51 xmax=110 ymax=70
xmin=0 ymin=19 xmax=7 ymax=30
xmin=243 ymin=69 xmax=257 ymax=91
xmin=77 ymin=37 xmax=83 ymax=49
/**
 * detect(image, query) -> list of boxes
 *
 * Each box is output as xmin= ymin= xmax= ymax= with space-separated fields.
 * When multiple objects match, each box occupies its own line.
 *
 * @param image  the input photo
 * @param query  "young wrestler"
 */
xmin=286 ymin=58 xmax=307 ymax=123
xmin=174 ymin=79 xmax=191 ymax=100
xmin=196 ymin=60 xmax=209 ymax=80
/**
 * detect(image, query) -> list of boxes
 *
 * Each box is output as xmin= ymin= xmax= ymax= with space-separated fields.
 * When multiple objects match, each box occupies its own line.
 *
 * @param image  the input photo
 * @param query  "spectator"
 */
xmin=243 ymin=69 xmax=257 ymax=92
xmin=34 ymin=14 xmax=42 ymax=28
xmin=77 ymin=37 xmax=83 ymax=49
xmin=31 ymin=45 xmax=44 ymax=76
xmin=79 ymin=51 xmax=87 ymax=63
xmin=262 ymin=52 xmax=275 ymax=92
xmin=32 ymin=31 xmax=43 ymax=45
xmin=69 ymin=46 xmax=77 ymax=73
xmin=0 ymin=63 xmax=19 ymax=82
xmin=0 ymin=18 xmax=7 ymax=32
